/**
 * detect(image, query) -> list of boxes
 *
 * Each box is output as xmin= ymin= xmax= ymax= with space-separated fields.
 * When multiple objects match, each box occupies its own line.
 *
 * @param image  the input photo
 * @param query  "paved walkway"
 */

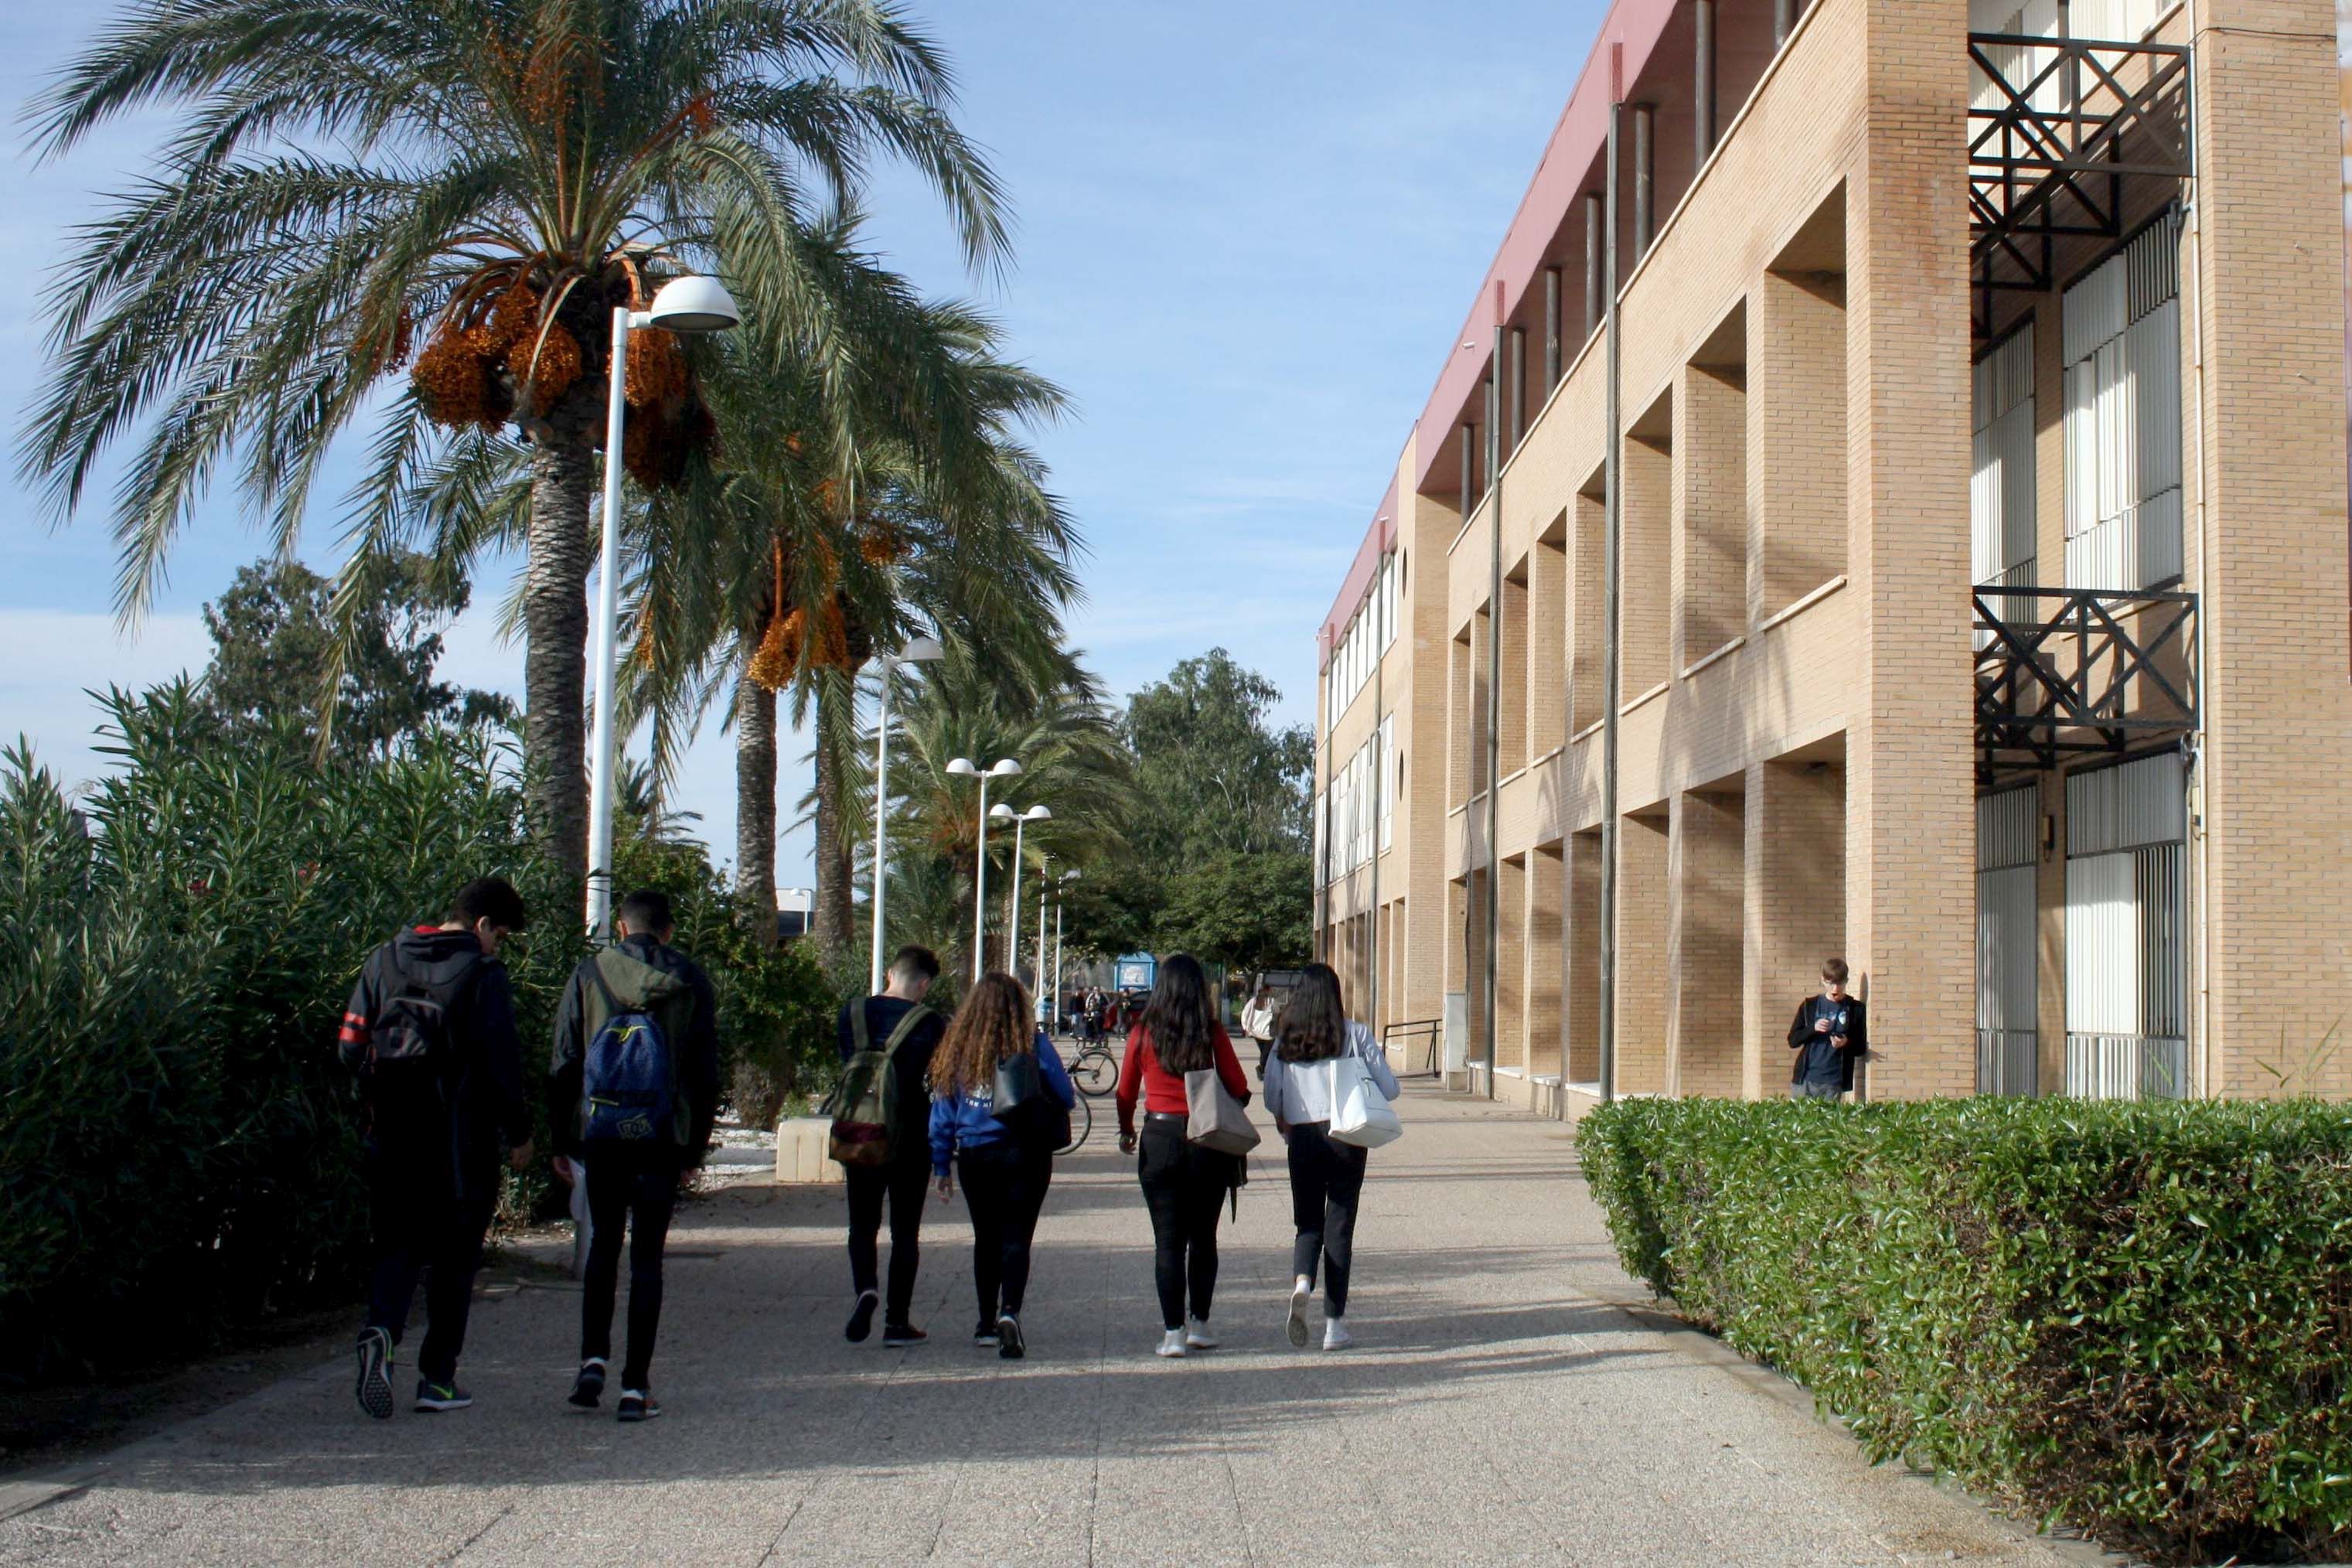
xmin=0 ymin=1089 xmax=2090 ymax=1566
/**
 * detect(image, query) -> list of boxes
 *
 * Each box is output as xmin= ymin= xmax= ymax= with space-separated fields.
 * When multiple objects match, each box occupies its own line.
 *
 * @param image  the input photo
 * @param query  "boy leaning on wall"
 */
xmin=1786 ymin=957 xmax=1866 ymax=1101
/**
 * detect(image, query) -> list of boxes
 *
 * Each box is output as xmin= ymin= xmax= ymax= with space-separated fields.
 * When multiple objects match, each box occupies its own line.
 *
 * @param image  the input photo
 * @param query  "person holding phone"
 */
xmin=1786 ymin=957 xmax=1866 ymax=1100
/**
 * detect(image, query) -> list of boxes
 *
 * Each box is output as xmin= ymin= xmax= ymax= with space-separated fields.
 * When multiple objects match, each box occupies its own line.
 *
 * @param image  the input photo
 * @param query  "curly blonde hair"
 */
xmin=928 ymin=972 xmax=1036 ymax=1094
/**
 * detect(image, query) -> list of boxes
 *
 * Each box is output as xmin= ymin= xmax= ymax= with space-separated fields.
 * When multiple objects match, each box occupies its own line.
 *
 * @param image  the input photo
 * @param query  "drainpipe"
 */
xmin=1369 ymin=561 xmax=1386 ymax=1034
xmin=2180 ymin=1 xmax=2211 ymax=1097
xmin=1314 ymin=639 xmax=1331 ymax=963
xmin=1695 ymin=0 xmax=1717 ymax=163
xmin=1600 ymin=79 xmax=1625 ymax=1105
xmin=1485 ymin=319 xmax=1505 ymax=1101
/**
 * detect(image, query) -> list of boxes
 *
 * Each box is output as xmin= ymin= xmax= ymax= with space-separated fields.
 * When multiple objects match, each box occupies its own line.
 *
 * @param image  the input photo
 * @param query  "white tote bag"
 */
xmin=1326 ymin=1053 xmax=1402 ymax=1149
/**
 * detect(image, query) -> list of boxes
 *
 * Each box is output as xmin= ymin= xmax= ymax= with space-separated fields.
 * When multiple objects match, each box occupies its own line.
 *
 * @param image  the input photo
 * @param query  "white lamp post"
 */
xmin=1053 ymin=868 xmax=1080 ymax=1033
xmin=947 ymin=757 xmax=1022 ymax=981
xmin=990 ymin=802 xmax=1051 ymax=981
xmin=866 ymin=636 xmax=945 ymax=993
xmin=586 ymin=273 xmax=741 ymax=936
xmin=1035 ymin=856 xmax=1051 ymax=1000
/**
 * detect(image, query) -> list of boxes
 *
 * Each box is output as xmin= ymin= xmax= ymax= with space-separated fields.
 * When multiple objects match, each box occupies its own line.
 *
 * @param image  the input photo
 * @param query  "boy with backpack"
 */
xmin=830 ymin=945 xmax=945 ymax=1347
xmin=548 ymin=888 xmax=719 ymax=1423
xmin=339 ymin=877 xmax=534 ymax=1420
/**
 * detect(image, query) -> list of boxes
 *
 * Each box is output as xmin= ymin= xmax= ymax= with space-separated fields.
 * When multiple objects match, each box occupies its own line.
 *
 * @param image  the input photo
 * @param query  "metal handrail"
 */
xmin=1382 ymin=1017 xmax=1445 ymax=1080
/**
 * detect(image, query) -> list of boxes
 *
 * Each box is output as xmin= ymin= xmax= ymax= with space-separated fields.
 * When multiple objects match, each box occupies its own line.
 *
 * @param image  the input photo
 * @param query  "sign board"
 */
xmin=1113 ymin=953 xmax=1157 ymax=992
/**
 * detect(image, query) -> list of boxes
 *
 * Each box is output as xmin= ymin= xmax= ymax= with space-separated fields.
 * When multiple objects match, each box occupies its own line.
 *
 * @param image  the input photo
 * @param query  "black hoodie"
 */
xmin=548 ymin=933 xmax=721 ymax=1164
xmin=339 ymin=926 xmax=530 ymax=1198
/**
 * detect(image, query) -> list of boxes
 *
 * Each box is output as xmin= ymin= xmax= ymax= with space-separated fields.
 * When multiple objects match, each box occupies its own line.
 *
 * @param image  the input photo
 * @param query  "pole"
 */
xmin=1007 ymin=814 xmax=1027 ymax=979
xmin=1695 ymin=0 xmax=1717 ymax=163
xmin=585 ymin=305 xmax=631 ymax=939
xmin=1037 ymin=866 xmax=1049 ymax=997
xmin=1369 ymin=571 xmax=1385 ymax=1033
xmin=1053 ymin=896 xmax=1065 ymax=1033
xmin=972 ymin=772 xmax=991 ymax=983
xmin=868 ymin=664 xmax=893 ymax=994
xmin=1600 ymin=97 xmax=1624 ymax=1104
xmin=1484 ymin=326 xmax=1503 ymax=1099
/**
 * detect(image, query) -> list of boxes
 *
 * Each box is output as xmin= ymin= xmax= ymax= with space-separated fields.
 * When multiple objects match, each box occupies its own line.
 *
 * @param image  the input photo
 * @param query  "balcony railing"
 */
xmin=1973 ymin=584 xmax=2197 ymax=783
xmin=1968 ymin=30 xmax=2192 ymax=337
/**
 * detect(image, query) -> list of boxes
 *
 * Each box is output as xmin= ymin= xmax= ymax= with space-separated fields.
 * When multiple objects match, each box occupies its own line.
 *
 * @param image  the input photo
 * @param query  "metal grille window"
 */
xmin=2063 ymin=216 xmax=2183 ymax=591
xmin=2064 ymin=752 xmax=2188 ymax=1098
xmin=1972 ymin=324 xmax=2037 ymax=627
xmin=1976 ymin=786 xmax=2040 ymax=1094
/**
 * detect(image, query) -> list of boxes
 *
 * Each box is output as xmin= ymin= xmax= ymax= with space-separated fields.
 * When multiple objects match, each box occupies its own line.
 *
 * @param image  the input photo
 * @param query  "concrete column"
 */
xmin=1632 ymin=106 xmax=1655 ymax=261
xmin=1744 ymin=756 xmax=1846 ymax=1098
xmin=1459 ymin=422 xmax=1476 ymax=523
xmin=1583 ymin=194 xmax=1604 ymax=341
xmin=1498 ymin=572 xmax=1529 ymax=776
xmin=1621 ymin=420 xmax=1673 ymax=700
xmin=1530 ymin=531 xmax=1568 ymax=757
xmin=1566 ymin=830 xmax=1603 ymax=1082
xmin=1572 ymin=485 xmax=1607 ymax=734
xmin=1509 ymin=328 xmax=1527 ymax=450
xmin=1544 ymin=267 xmax=1563 ymax=389
xmin=1615 ymin=810 xmax=1671 ymax=1093
xmin=1694 ymin=0 xmax=1717 ymax=163
xmin=1849 ymin=0 xmax=1975 ymax=1096
xmin=1775 ymin=0 xmax=1796 ymax=45
xmin=1670 ymin=788 xmax=1745 ymax=1097
xmin=1753 ymin=266 xmax=1848 ymax=622
xmin=1529 ymin=844 xmax=1564 ymax=1078
xmin=1498 ymin=854 xmax=1527 ymax=1074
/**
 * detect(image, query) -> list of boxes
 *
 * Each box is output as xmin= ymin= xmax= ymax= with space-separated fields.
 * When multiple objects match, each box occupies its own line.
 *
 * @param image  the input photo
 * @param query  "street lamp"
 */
xmin=947 ymin=756 xmax=1021 ymax=981
xmin=990 ymin=802 xmax=1051 ymax=980
xmin=1052 ymin=868 xmax=1080 ymax=1031
xmin=586 ymin=273 xmax=742 ymax=936
xmin=866 ymin=636 xmax=946 ymax=993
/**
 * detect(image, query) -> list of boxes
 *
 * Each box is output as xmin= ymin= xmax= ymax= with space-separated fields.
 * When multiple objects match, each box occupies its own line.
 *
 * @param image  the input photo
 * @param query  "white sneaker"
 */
xmin=1286 ymin=1280 xmax=1311 ymax=1348
xmin=1156 ymin=1329 xmax=1188 ymax=1358
xmin=1185 ymin=1317 xmax=1219 ymax=1350
xmin=1323 ymin=1317 xmax=1354 ymax=1352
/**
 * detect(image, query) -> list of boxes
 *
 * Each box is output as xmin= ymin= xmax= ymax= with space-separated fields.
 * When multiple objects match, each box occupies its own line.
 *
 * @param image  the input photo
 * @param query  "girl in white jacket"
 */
xmin=1260 ymin=963 xmax=1399 ymax=1350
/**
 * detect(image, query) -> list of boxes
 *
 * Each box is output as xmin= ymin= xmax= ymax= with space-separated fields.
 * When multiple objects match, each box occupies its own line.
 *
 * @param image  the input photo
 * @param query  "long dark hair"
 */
xmin=1274 ymin=963 xmax=1348 ymax=1063
xmin=1140 ymin=953 xmax=1218 ymax=1073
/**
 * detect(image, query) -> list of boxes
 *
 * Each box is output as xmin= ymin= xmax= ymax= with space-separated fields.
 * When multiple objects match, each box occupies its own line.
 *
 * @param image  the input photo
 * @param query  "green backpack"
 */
xmin=824 ymin=1003 xmax=933 ymax=1167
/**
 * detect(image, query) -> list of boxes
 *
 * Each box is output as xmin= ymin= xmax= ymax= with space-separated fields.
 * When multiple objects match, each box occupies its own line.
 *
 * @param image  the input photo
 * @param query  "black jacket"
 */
xmin=1786 ymin=995 xmax=1867 ymax=1090
xmin=549 ymin=934 xmax=721 ymax=1164
xmin=834 ymin=995 xmax=946 ymax=1161
xmin=339 ymin=926 xmax=530 ymax=1198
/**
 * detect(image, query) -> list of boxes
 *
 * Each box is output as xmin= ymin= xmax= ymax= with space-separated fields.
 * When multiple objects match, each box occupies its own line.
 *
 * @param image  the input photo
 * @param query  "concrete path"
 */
xmin=0 ymin=1089 xmax=2091 ymax=1566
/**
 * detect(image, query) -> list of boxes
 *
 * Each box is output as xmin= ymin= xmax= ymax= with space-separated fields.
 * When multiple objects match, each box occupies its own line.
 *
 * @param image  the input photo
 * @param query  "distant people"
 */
xmin=1082 ymin=987 xmax=1105 ymax=1045
xmin=1116 ymin=954 xmax=1252 ymax=1358
xmin=1786 ymin=958 xmax=1866 ymax=1101
xmin=339 ymin=877 xmax=533 ymax=1420
xmin=833 ymin=945 xmax=945 ymax=1348
xmin=550 ymin=888 xmax=720 ymax=1423
xmin=1263 ymin=963 xmax=1399 ymax=1351
xmin=928 ymin=973 xmax=1074 ymax=1359
xmin=1240 ymin=981 xmax=1280 ymax=1079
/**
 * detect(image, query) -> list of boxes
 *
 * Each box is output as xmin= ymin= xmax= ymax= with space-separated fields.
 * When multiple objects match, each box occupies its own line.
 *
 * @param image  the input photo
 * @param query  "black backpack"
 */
xmin=365 ymin=946 xmax=484 ymax=1126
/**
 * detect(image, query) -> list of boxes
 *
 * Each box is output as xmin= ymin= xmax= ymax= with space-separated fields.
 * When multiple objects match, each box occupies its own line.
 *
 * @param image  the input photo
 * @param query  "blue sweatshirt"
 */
xmin=929 ymin=1034 xmax=1077 ymax=1177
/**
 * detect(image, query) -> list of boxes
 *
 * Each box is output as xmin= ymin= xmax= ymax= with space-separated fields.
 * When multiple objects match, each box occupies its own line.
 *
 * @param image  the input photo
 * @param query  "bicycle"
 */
xmin=1054 ymin=1090 xmax=1094 ymax=1155
xmin=1065 ymin=1040 xmax=1118 ymax=1099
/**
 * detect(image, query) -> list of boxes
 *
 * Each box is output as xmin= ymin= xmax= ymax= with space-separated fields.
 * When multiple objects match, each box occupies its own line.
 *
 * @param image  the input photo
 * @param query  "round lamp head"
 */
xmin=1024 ymin=805 xmax=1053 ymax=822
xmin=989 ymin=803 xmax=1018 ymax=820
xmin=901 ymin=635 xmax=945 ymax=663
xmin=646 ymin=274 xmax=741 ymax=333
xmin=988 ymin=758 xmax=1024 ymax=778
xmin=946 ymin=757 xmax=979 ymax=778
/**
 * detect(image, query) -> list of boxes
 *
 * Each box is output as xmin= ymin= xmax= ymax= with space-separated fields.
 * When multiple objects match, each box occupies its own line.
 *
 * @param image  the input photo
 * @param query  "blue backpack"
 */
xmin=578 ymin=946 xmax=697 ymax=1144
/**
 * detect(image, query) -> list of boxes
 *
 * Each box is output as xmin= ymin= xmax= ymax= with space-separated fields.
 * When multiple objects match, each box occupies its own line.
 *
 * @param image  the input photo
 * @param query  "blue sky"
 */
xmin=2 ymin=0 xmax=1600 ymax=886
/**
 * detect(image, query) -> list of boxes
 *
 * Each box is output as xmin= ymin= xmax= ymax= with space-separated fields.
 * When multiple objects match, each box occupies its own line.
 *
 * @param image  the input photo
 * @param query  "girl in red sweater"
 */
xmin=1115 ymin=954 xmax=1251 ymax=1358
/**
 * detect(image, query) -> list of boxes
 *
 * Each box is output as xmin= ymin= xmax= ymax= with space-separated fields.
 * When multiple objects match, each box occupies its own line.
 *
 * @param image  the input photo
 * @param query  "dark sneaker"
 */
xmin=616 ymin=1389 xmax=660 ymax=1423
xmin=844 ymin=1289 xmax=879 ymax=1344
xmin=881 ymin=1324 xmax=927 ymax=1348
xmin=973 ymin=1320 xmax=1000 ymax=1346
xmin=414 ymin=1379 xmax=472 ymax=1413
xmin=354 ymin=1328 xmax=394 ymax=1420
xmin=996 ymin=1313 xmax=1025 ymax=1361
xmin=568 ymin=1358 xmax=607 ymax=1409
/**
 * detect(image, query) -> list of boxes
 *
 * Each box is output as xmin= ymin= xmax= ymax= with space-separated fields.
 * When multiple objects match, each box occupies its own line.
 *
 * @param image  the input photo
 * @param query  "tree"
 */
xmin=1123 ymin=649 xmax=1314 ymax=864
xmin=1156 ymin=854 xmax=1314 ymax=977
xmin=199 ymin=556 xmax=508 ymax=760
xmin=28 ymin=0 xmax=1008 ymax=911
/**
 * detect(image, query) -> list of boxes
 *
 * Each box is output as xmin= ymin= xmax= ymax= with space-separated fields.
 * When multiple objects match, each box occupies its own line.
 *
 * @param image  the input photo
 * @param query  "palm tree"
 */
xmin=869 ymin=641 xmax=1140 ymax=979
xmin=25 ymin=0 xmax=1007 ymax=907
xmin=620 ymin=275 xmax=1075 ymax=946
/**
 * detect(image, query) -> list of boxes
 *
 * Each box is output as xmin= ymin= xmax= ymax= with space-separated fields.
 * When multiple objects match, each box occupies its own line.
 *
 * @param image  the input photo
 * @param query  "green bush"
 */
xmin=1580 ymin=1096 xmax=2352 ymax=1563
xmin=0 ymin=683 xmax=832 ymax=1381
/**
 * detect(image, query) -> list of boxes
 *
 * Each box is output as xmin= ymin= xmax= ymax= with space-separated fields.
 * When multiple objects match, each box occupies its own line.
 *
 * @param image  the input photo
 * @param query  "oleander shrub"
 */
xmin=0 ymin=682 xmax=830 ymax=1382
xmin=1579 ymin=1096 xmax=2352 ymax=1564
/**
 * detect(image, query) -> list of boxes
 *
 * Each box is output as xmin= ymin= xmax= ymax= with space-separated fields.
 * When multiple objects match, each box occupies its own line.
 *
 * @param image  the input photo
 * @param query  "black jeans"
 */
xmin=846 ymin=1157 xmax=931 ymax=1328
xmin=1286 ymin=1122 xmax=1368 ymax=1315
xmin=580 ymin=1145 xmax=682 ymax=1389
xmin=959 ymin=1142 xmax=1052 ymax=1322
xmin=1137 ymin=1117 xmax=1235 ymax=1331
xmin=364 ymin=1154 xmax=495 ymax=1387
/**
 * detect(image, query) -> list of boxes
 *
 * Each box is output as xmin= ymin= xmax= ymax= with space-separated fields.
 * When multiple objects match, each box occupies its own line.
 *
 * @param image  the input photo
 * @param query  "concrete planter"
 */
xmin=774 ymin=1117 xmax=846 ymax=1185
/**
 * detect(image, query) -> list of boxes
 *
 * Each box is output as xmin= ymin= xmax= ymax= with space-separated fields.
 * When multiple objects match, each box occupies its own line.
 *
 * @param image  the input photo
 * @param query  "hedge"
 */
xmin=1578 ymin=1096 xmax=2352 ymax=1565
xmin=0 ymin=683 xmax=836 ymax=1382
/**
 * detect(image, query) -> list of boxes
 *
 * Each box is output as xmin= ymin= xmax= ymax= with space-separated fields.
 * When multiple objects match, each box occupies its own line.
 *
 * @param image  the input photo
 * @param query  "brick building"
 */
xmin=1311 ymin=0 xmax=2352 ymax=1111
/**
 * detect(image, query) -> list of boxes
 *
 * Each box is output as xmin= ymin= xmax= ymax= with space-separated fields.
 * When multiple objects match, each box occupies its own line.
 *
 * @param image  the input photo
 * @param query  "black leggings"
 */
xmin=581 ymin=1147 xmax=681 ymax=1389
xmin=1286 ymin=1122 xmax=1368 ymax=1315
xmin=1137 ymin=1119 xmax=1235 ymax=1330
xmin=960 ymin=1142 xmax=1052 ymax=1322
xmin=846 ymin=1157 xmax=931 ymax=1328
